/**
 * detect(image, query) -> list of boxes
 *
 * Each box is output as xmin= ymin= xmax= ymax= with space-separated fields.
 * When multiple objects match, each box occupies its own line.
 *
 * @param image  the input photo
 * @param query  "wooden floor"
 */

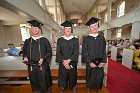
xmin=0 ymin=84 xmax=109 ymax=93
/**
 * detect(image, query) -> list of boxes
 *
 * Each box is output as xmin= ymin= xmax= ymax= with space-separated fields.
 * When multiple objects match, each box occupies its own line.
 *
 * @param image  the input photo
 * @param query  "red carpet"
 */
xmin=107 ymin=59 xmax=140 ymax=93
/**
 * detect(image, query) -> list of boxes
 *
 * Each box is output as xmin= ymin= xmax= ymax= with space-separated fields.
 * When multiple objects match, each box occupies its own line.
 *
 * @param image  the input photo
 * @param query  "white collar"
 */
xmin=31 ymin=36 xmax=43 ymax=40
xmin=62 ymin=35 xmax=74 ymax=40
xmin=89 ymin=33 xmax=98 ymax=37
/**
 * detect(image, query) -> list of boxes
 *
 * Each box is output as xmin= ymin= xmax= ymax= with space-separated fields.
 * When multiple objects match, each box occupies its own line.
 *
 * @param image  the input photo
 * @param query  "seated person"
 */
xmin=106 ymin=40 xmax=112 ymax=56
xmin=116 ymin=39 xmax=124 ymax=56
xmin=0 ymin=48 xmax=2 ymax=53
xmin=19 ymin=44 xmax=23 ymax=56
xmin=129 ymin=39 xmax=140 ymax=69
xmin=6 ymin=43 xmax=19 ymax=56
xmin=123 ymin=39 xmax=131 ymax=48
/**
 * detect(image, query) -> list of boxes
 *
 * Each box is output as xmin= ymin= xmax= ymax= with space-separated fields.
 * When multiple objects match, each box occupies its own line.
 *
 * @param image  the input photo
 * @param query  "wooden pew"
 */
xmin=0 ymin=69 xmax=86 ymax=84
xmin=0 ymin=69 xmax=107 ymax=84
xmin=0 ymin=55 xmax=107 ymax=84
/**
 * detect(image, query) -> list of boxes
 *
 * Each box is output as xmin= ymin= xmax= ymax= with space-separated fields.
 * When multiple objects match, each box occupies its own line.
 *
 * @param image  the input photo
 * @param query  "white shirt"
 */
xmin=61 ymin=35 xmax=74 ymax=40
xmin=89 ymin=33 xmax=99 ymax=37
xmin=31 ymin=36 xmax=44 ymax=40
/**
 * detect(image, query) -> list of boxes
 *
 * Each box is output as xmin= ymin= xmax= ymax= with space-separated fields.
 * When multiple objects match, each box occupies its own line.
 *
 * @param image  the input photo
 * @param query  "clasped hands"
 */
xmin=90 ymin=62 xmax=105 ymax=68
xmin=63 ymin=60 xmax=71 ymax=69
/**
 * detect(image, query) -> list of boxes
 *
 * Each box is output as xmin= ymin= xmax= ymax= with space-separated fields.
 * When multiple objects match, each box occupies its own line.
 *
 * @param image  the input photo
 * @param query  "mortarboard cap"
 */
xmin=61 ymin=20 xmax=73 ymax=28
xmin=85 ymin=17 xmax=99 ymax=26
xmin=27 ymin=20 xmax=43 ymax=34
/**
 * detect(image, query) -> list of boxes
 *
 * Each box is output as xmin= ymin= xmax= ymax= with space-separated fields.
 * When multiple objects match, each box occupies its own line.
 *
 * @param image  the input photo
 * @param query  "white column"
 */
xmin=104 ymin=0 xmax=112 ymax=39
xmin=61 ymin=11 xmax=63 ymax=23
xmin=131 ymin=22 xmax=140 ymax=39
xmin=107 ymin=0 xmax=112 ymax=22
xmin=54 ymin=0 xmax=58 ymax=23
xmin=139 ymin=0 xmax=140 ymax=7
xmin=39 ymin=0 xmax=46 ymax=10
xmin=0 ymin=25 xmax=6 ymax=48
xmin=96 ymin=7 xmax=99 ymax=18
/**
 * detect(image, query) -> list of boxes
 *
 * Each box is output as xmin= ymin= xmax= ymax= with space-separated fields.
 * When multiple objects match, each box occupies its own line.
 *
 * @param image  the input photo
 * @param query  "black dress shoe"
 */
xmin=60 ymin=87 xmax=64 ymax=93
xmin=72 ymin=87 xmax=77 ymax=93
xmin=47 ymin=87 xmax=52 ymax=93
xmin=87 ymin=88 xmax=91 ymax=93
xmin=97 ymin=89 xmax=103 ymax=93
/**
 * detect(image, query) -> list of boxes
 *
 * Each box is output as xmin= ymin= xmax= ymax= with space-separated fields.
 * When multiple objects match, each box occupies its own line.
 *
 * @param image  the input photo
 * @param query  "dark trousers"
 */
xmin=58 ymin=63 xmax=77 ymax=89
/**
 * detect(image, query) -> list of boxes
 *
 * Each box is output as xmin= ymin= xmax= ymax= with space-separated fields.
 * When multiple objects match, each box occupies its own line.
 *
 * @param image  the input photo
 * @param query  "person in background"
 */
xmin=0 ymin=48 xmax=3 ymax=53
xmin=116 ymin=39 xmax=124 ymax=56
xmin=56 ymin=20 xmax=79 ymax=93
xmin=129 ymin=39 xmax=140 ymax=69
xmin=82 ymin=17 xmax=107 ymax=93
xmin=23 ymin=20 xmax=52 ymax=93
xmin=6 ymin=43 xmax=19 ymax=56
xmin=19 ymin=44 xmax=23 ymax=56
xmin=112 ymin=39 xmax=117 ymax=46
xmin=116 ymin=39 xmax=124 ymax=48
xmin=123 ymin=39 xmax=131 ymax=48
xmin=106 ymin=40 xmax=112 ymax=56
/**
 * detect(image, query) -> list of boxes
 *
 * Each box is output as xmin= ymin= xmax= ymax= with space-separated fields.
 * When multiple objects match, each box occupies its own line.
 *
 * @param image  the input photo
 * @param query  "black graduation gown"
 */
xmin=23 ymin=37 xmax=52 ymax=92
xmin=56 ymin=37 xmax=79 ymax=89
xmin=82 ymin=35 xmax=107 ymax=89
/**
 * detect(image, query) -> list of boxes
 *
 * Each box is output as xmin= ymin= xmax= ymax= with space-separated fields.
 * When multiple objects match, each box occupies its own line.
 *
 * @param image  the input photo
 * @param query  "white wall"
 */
xmin=103 ymin=29 xmax=112 ymax=40
xmin=131 ymin=22 xmax=140 ymax=39
xmin=0 ymin=25 xmax=23 ymax=48
xmin=0 ymin=25 xmax=55 ymax=49
xmin=99 ymin=7 xmax=140 ymax=39
xmin=4 ymin=0 xmax=62 ymax=31
xmin=0 ymin=25 xmax=6 ymax=48
xmin=4 ymin=25 xmax=23 ymax=47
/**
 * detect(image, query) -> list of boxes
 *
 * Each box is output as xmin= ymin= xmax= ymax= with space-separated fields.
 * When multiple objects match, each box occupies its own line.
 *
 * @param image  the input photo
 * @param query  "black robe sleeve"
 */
xmin=23 ymin=39 xmax=29 ymax=59
xmin=82 ymin=37 xmax=92 ymax=64
xmin=56 ymin=38 xmax=65 ymax=63
xmin=102 ymin=36 xmax=107 ymax=63
xmin=69 ymin=38 xmax=79 ymax=62
xmin=42 ymin=38 xmax=52 ymax=64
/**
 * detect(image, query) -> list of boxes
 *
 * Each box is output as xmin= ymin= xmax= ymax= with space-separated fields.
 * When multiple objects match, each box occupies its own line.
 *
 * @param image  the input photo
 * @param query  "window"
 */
xmin=117 ymin=1 xmax=125 ymax=17
xmin=117 ymin=28 xmax=122 ymax=38
xmin=20 ymin=24 xmax=30 ymax=41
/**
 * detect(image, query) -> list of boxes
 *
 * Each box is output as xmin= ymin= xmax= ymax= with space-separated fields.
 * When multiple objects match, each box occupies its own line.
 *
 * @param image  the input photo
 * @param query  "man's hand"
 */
xmin=90 ymin=63 xmax=97 ymax=68
xmin=63 ymin=60 xmax=71 ymax=69
xmin=38 ymin=58 xmax=44 ymax=65
xmin=98 ymin=62 xmax=105 ymax=68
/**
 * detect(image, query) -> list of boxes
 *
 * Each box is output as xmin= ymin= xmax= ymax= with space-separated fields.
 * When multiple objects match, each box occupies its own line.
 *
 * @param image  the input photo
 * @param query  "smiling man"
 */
xmin=23 ymin=20 xmax=52 ymax=93
xmin=82 ymin=17 xmax=107 ymax=93
xmin=56 ymin=20 xmax=79 ymax=93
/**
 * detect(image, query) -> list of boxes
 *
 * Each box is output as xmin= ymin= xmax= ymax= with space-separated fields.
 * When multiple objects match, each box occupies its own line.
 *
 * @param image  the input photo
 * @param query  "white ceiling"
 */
xmin=59 ymin=0 xmax=115 ymax=20
xmin=60 ymin=0 xmax=96 ymax=18
xmin=0 ymin=0 xmax=117 ymax=25
xmin=0 ymin=6 xmax=26 ymax=25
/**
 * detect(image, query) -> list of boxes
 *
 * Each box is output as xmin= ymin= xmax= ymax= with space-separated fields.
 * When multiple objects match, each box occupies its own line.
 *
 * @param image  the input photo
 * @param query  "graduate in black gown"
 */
xmin=82 ymin=17 xmax=107 ymax=93
xmin=23 ymin=20 xmax=52 ymax=93
xmin=56 ymin=21 xmax=79 ymax=93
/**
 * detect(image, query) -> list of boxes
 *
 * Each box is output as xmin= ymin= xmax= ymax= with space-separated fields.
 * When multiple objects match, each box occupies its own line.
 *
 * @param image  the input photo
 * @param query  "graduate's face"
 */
xmin=64 ymin=27 xmax=72 ymax=36
xmin=31 ymin=26 xmax=40 ymax=36
xmin=89 ymin=23 xmax=98 ymax=33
